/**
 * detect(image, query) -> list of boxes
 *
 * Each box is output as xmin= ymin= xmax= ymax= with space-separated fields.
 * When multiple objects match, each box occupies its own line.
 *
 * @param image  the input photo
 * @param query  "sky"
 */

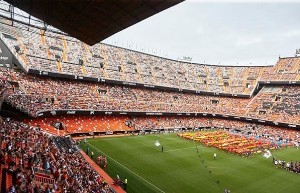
xmin=102 ymin=0 xmax=300 ymax=66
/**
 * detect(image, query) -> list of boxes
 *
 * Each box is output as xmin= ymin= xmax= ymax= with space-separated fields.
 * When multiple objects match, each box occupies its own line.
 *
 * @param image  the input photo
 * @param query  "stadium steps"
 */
xmin=61 ymin=36 xmax=68 ymax=62
xmin=258 ymin=67 xmax=265 ymax=79
xmin=243 ymin=87 xmax=249 ymax=95
xmin=278 ymin=58 xmax=291 ymax=80
xmin=79 ymin=150 xmax=126 ymax=193
xmin=190 ymin=64 xmax=198 ymax=84
xmin=16 ymin=37 xmax=28 ymax=66
xmin=135 ymin=63 xmax=144 ymax=83
xmin=286 ymin=58 xmax=294 ymax=72
xmin=276 ymin=59 xmax=283 ymax=73
xmin=18 ymin=84 xmax=28 ymax=94
xmin=82 ymin=43 xmax=92 ymax=66
xmin=229 ymin=68 xmax=234 ymax=86
xmin=242 ymin=68 xmax=250 ymax=94
xmin=218 ymin=67 xmax=228 ymax=93
xmin=292 ymin=57 xmax=300 ymax=73
xmin=244 ymin=86 xmax=265 ymax=115
xmin=47 ymin=48 xmax=52 ymax=60
xmin=130 ymin=52 xmax=144 ymax=83
xmin=205 ymin=82 xmax=209 ymax=91
xmin=217 ymin=67 xmax=223 ymax=85
xmin=56 ymin=61 xmax=62 ymax=72
xmin=150 ymin=66 xmax=157 ymax=85
xmin=181 ymin=63 xmax=193 ymax=89
xmin=116 ymin=47 xmax=126 ymax=81
xmin=268 ymin=89 xmax=282 ymax=113
xmin=6 ymin=172 xmax=12 ymax=191
xmin=100 ymin=44 xmax=109 ymax=79
xmin=94 ymin=85 xmax=100 ymax=97
xmin=102 ymin=69 xmax=108 ymax=79
xmin=275 ymin=58 xmax=285 ymax=73
xmin=223 ymin=85 xmax=229 ymax=93
xmin=204 ymin=65 xmax=209 ymax=91
xmin=81 ymin=65 xmax=87 ymax=75
xmin=40 ymin=31 xmax=46 ymax=45
xmin=268 ymin=99 xmax=278 ymax=113
xmin=83 ymin=43 xmax=91 ymax=56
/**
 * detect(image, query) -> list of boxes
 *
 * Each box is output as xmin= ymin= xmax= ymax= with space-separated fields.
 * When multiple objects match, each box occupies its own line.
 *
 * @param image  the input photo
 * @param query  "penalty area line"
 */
xmin=87 ymin=142 xmax=166 ymax=193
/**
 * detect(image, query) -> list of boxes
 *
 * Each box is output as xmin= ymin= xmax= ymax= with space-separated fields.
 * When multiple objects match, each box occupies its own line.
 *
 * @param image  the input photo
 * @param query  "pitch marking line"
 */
xmin=87 ymin=142 xmax=166 ymax=193
xmin=130 ymin=138 xmax=203 ymax=153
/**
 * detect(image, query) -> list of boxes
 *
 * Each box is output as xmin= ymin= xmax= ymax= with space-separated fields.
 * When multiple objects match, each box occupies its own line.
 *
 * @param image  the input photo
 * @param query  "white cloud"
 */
xmin=196 ymin=26 xmax=204 ymax=34
xmin=104 ymin=2 xmax=300 ymax=66
xmin=281 ymin=29 xmax=300 ymax=38
xmin=235 ymin=37 xmax=262 ymax=46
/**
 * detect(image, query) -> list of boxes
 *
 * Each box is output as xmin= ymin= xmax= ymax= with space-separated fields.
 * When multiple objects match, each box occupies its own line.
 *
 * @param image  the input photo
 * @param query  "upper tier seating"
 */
xmin=261 ymin=57 xmax=300 ymax=81
xmin=0 ymin=20 xmax=284 ymax=95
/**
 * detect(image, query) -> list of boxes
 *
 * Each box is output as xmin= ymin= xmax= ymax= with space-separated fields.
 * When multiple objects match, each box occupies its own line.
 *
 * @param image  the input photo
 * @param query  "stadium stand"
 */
xmin=261 ymin=57 xmax=300 ymax=81
xmin=1 ymin=67 xmax=252 ymax=117
xmin=245 ymin=86 xmax=300 ymax=124
xmin=0 ymin=11 xmax=299 ymax=193
xmin=0 ymin=118 xmax=114 ymax=193
xmin=0 ymin=20 xmax=271 ymax=96
xmin=24 ymin=115 xmax=132 ymax=136
xmin=1 ymin=66 xmax=300 ymax=127
xmin=0 ymin=24 xmax=299 ymax=143
xmin=5 ymin=0 xmax=184 ymax=45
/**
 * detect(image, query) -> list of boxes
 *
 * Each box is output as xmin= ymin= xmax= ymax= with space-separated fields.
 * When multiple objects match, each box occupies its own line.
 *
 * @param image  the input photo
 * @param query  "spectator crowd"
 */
xmin=2 ymin=18 xmax=299 ymax=98
xmin=0 ymin=118 xmax=112 ymax=193
xmin=1 ymin=66 xmax=300 ymax=125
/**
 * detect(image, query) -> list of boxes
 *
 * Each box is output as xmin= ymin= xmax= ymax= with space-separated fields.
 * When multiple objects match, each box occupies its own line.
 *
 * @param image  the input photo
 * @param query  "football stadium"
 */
xmin=0 ymin=1 xmax=299 ymax=193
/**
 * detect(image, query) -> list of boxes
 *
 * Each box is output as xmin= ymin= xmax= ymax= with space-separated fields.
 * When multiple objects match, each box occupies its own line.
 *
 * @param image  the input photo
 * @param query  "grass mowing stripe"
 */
xmin=87 ymin=142 xmax=166 ymax=193
xmin=129 ymin=137 xmax=161 ymax=151
xmin=164 ymin=146 xmax=196 ymax=152
xmin=83 ymin=134 xmax=300 ymax=193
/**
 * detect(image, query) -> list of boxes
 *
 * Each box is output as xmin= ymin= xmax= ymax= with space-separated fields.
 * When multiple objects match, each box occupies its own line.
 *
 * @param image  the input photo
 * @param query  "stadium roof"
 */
xmin=5 ymin=0 xmax=184 ymax=45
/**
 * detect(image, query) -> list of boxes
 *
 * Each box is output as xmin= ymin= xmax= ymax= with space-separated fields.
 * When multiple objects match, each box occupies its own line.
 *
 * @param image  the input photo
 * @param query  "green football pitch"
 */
xmin=80 ymin=133 xmax=300 ymax=193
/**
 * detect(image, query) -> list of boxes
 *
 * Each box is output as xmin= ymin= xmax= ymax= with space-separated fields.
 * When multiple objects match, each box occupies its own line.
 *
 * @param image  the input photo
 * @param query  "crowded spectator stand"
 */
xmin=0 ymin=18 xmax=299 ymax=193
xmin=0 ymin=117 xmax=121 ymax=193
